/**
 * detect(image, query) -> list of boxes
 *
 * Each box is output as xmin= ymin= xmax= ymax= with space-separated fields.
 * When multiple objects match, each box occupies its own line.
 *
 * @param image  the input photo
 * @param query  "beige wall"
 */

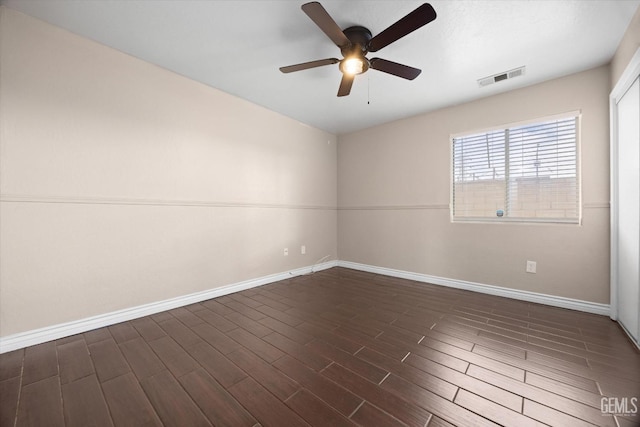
xmin=338 ymin=65 xmax=611 ymax=303
xmin=0 ymin=7 xmax=337 ymax=337
xmin=611 ymin=5 xmax=640 ymax=88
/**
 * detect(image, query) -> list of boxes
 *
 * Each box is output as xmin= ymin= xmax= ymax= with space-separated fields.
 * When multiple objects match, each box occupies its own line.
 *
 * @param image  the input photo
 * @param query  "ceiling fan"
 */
xmin=279 ymin=2 xmax=437 ymax=97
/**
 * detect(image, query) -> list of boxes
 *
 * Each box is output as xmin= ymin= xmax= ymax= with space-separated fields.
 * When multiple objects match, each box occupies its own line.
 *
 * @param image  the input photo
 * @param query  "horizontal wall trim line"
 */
xmin=583 ymin=202 xmax=610 ymax=209
xmin=338 ymin=204 xmax=449 ymax=211
xmin=0 ymin=260 xmax=338 ymax=354
xmin=338 ymin=261 xmax=610 ymax=316
xmin=338 ymin=203 xmax=609 ymax=211
xmin=0 ymin=194 xmax=337 ymax=210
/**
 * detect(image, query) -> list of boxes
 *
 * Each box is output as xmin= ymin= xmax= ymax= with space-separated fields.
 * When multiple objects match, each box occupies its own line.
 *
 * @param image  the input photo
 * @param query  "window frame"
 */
xmin=449 ymin=111 xmax=582 ymax=225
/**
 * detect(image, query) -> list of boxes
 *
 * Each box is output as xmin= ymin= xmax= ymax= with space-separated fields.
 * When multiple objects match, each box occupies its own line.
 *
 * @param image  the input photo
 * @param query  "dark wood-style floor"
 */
xmin=1 ymin=267 xmax=639 ymax=427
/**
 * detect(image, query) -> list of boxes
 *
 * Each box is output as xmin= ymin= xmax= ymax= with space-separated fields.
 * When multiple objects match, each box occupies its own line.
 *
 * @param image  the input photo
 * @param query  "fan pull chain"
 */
xmin=367 ymin=74 xmax=370 ymax=105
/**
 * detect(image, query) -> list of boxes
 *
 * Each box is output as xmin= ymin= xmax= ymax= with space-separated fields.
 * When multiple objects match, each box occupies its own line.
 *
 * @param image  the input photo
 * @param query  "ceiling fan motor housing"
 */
xmin=341 ymin=26 xmax=372 ymax=54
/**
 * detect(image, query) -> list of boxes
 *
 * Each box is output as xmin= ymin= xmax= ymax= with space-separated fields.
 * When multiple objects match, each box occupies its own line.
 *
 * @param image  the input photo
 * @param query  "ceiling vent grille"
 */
xmin=478 ymin=66 xmax=526 ymax=87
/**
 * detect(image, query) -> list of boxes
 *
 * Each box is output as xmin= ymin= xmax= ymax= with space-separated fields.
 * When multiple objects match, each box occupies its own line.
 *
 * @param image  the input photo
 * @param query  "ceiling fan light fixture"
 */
xmin=340 ymin=56 xmax=369 ymax=75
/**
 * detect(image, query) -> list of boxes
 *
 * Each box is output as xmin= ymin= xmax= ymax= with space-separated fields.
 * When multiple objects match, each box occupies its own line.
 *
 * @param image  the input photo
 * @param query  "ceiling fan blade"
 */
xmin=337 ymin=74 xmax=354 ymax=97
xmin=280 ymin=58 xmax=340 ymax=73
xmin=301 ymin=2 xmax=351 ymax=48
xmin=368 ymin=3 xmax=436 ymax=52
xmin=370 ymin=58 xmax=422 ymax=80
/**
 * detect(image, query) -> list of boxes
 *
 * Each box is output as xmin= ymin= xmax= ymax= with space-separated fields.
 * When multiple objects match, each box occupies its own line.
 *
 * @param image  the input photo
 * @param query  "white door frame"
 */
xmin=610 ymin=47 xmax=640 ymax=331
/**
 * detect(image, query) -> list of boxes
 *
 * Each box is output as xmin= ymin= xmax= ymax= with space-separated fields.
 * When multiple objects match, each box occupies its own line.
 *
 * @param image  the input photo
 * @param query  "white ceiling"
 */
xmin=3 ymin=0 xmax=638 ymax=135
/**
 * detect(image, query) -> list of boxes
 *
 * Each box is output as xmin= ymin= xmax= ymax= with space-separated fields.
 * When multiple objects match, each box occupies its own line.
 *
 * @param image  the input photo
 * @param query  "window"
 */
xmin=451 ymin=113 xmax=580 ymax=223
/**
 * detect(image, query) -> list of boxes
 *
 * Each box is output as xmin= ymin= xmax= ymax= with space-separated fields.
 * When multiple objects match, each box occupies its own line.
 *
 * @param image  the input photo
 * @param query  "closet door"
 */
xmin=615 ymin=76 xmax=640 ymax=344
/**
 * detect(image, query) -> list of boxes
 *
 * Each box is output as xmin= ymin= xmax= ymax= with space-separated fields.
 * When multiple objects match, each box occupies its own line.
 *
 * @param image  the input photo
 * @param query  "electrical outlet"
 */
xmin=301 ymin=245 xmax=306 ymax=255
xmin=526 ymin=260 xmax=537 ymax=274
xmin=284 ymin=248 xmax=288 ymax=256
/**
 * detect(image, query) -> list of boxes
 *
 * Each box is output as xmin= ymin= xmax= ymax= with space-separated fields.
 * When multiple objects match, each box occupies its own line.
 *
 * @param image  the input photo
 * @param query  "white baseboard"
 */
xmin=0 ymin=260 xmax=337 ymax=354
xmin=0 ymin=259 xmax=612 ymax=353
xmin=338 ymin=261 xmax=611 ymax=316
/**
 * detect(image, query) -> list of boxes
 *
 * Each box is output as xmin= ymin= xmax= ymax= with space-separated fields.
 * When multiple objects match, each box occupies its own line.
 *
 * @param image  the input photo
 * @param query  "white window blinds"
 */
xmin=452 ymin=114 xmax=580 ymax=223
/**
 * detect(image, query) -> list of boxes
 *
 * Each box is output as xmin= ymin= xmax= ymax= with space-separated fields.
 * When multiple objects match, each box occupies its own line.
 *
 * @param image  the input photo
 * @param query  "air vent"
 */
xmin=478 ymin=66 xmax=526 ymax=87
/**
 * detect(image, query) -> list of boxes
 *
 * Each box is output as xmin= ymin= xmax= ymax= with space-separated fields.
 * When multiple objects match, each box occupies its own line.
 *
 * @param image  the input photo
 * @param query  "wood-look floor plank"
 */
xmin=526 ymin=350 xmax=597 ymax=381
xmin=226 ymin=327 xmax=284 ymax=363
xmin=118 ymin=337 xmax=166 ymax=380
xmin=374 ymin=322 xmax=426 ymax=345
xmin=229 ymin=293 xmax=264 ymax=309
xmin=228 ymin=377 xmax=310 ymax=427
xmin=471 ymin=342 xmax=600 ymax=393
xmin=179 ymin=368 xmax=258 ymax=427
xmin=382 ymin=371 xmax=501 ymax=427
xmin=373 ymin=345 xmax=526 ymax=412
xmin=472 ymin=342 xmax=526 ymax=362
xmin=616 ymin=415 xmax=640 ymax=427
xmin=169 ymin=307 xmax=205 ymax=327
xmin=0 ymin=349 xmax=24 ymax=381
xmin=425 ymin=329 xmax=478 ymax=352
xmin=428 ymin=416 xmax=457 ymax=427
xmin=158 ymin=317 xmax=203 ymax=349
xmin=140 ymin=371 xmax=211 ymax=427
xmin=147 ymin=336 xmax=200 ymax=378
xmin=222 ymin=300 xmax=266 ymax=321
xmin=257 ymin=288 xmax=298 ymax=305
xmin=259 ymin=316 xmax=314 ymax=344
xmin=287 ymin=308 xmax=341 ymax=331
xmin=249 ymin=293 xmax=293 ymax=312
xmin=285 ymin=389 xmax=358 ymax=427
xmin=226 ymin=311 xmax=273 ymax=337
xmin=191 ymin=322 xmax=242 ymax=355
xmin=589 ymin=358 xmax=640 ymax=379
xmin=526 ymin=327 xmax=589 ymax=350
xmin=522 ymin=399 xmax=594 ymax=427
xmin=108 ymin=322 xmax=140 ymax=344
xmin=61 ymin=374 xmax=113 ymax=427
xmin=0 ymin=376 xmax=21 ymax=427
xmin=184 ymin=302 xmax=207 ymax=313
xmin=256 ymin=305 xmax=304 ymax=327
xmin=350 ymin=402 xmax=407 ymax=427
xmin=57 ymin=339 xmax=95 ymax=384
xmin=200 ymin=299 xmax=235 ymax=316
xmin=54 ymin=334 xmax=84 ymax=347
xmin=467 ymin=364 xmax=617 ymax=427
xmin=273 ymin=355 xmax=363 ymax=417
xmin=149 ymin=311 xmax=174 ymax=323
xmin=21 ymin=342 xmax=58 ymax=386
xmin=523 ymin=339 xmax=591 ymax=367
xmin=378 ymin=333 xmax=470 ymax=373
xmin=102 ymin=372 xmax=163 ymax=427
xmin=228 ymin=346 xmax=299 ymax=400
xmin=296 ymin=322 xmax=362 ymax=355
xmin=129 ymin=317 xmax=167 ymax=342
xmin=322 ymin=363 xmax=432 ymax=427
xmin=453 ymin=389 xmax=540 ymax=427
xmin=83 ymin=327 xmax=113 ymax=345
xmin=195 ymin=308 xmax=238 ymax=332
xmin=264 ymin=333 xmax=331 ymax=371
xmin=307 ymin=339 xmax=388 ymax=383
xmin=524 ymin=371 xmax=602 ymax=408
xmin=187 ymin=341 xmax=247 ymax=388
xmin=88 ymin=338 xmax=131 ymax=383
xmin=424 ymin=334 xmax=526 ymax=380
xmin=16 ymin=376 xmax=64 ymax=427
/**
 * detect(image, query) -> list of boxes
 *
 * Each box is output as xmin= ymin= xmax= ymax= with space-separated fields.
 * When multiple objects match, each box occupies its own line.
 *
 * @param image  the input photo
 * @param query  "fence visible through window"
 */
xmin=451 ymin=114 xmax=580 ymax=223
